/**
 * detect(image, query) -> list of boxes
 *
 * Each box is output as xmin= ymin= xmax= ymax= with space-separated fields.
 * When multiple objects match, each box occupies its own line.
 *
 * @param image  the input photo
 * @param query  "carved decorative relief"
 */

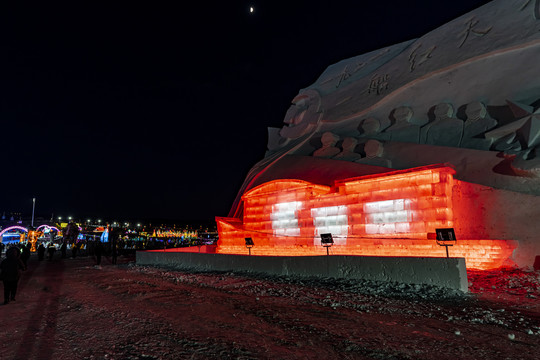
xmin=512 ymin=146 xmax=540 ymax=176
xmin=383 ymin=106 xmax=421 ymax=143
xmin=422 ymin=103 xmax=464 ymax=147
xmin=313 ymin=132 xmax=341 ymax=158
xmin=408 ymin=44 xmax=436 ymax=72
xmin=280 ymin=89 xmax=322 ymax=139
xmin=354 ymin=139 xmax=392 ymax=168
xmin=486 ymin=100 xmax=540 ymax=152
xmin=335 ymin=65 xmax=352 ymax=89
xmin=460 ymin=101 xmax=498 ymax=150
xmin=367 ymin=73 xmax=390 ymax=95
xmin=358 ymin=117 xmax=391 ymax=141
xmin=320 ymin=48 xmax=392 ymax=88
xmin=520 ymin=0 xmax=540 ymax=20
xmin=334 ymin=137 xmax=362 ymax=161
xmin=457 ymin=17 xmax=493 ymax=48
xmin=267 ymin=127 xmax=291 ymax=152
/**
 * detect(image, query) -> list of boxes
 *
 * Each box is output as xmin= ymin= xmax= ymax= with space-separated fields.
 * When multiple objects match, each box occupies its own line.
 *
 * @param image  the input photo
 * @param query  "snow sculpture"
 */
xmin=512 ymin=148 xmax=540 ymax=176
xmin=359 ymin=117 xmax=390 ymax=141
xmin=384 ymin=106 xmax=421 ymax=143
xmin=223 ymin=0 xmax=540 ymax=268
xmin=422 ymin=103 xmax=463 ymax=147
xmin=486 ymin=100 xmax=540 ymax=153
xmin=461 ymin=101 xmax=497 ymax=150
xmin=334 ymin=137 xmax=362 ymax=161
xmin=279 ymin=89 xmax=322 ymax=140
xmin=491 ymin=99 xmax=540 ymax=175
xmin=355 ymin=139 xmax=392 ymax=167
xmin=313 ymin=132 xmax=340 ymax=158
xmin=267 ymin=127 xmax=290 ymax=152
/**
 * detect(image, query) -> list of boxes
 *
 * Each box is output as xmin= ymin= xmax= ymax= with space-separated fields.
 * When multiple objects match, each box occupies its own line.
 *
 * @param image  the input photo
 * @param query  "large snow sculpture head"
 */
xmin=279 ymin=89 xmax=322 ymax=139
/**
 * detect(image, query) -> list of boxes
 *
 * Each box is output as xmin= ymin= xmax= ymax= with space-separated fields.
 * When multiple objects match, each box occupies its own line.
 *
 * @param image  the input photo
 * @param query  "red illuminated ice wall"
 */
xmin=216 ymin=165 xmax=516 ymax=270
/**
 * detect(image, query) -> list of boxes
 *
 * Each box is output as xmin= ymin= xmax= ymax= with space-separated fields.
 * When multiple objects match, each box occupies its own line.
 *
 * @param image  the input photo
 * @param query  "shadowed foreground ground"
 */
xmin=0 ymin=253 xmax=539 ymax=359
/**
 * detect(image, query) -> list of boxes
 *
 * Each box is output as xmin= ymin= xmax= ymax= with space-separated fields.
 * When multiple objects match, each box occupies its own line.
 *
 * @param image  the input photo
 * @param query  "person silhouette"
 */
xmin=461 ymin=101 xmax=497 ymax=150
xmin=61 ymin=241 xmax=67 ymax=258
xmin=384 ymin=106 xmax=421 ymax=143
xmin=47 ymin=242 xmax=56 ymax=261
xmin=94 ymin=240 xmax=103 ymax=266
xmin=422 ymin=103 xmax=464 ymax=147
xmin=358 ymin=117 xmax=391 ymax=140
xmin=20 ymin=243 xmax=31 ymax=270
xmin=1 ymin=247 xmax=25 ymax=304
xmin=313 ymin=132 xmax=341 ymax=158
xmin=37 ymin=242 xmax=46 ymax=261
xmin=334 ymin=137 xmax=362 ymax=161
xmin=355 ymin=139 xmax=392 ymax=167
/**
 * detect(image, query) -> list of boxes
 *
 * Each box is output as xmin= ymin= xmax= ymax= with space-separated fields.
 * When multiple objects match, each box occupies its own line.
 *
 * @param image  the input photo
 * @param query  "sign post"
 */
xmin=320 ymin=233 xmax=334 ymax=256
xmin=245 ymin=237 xmax=254 ymax=256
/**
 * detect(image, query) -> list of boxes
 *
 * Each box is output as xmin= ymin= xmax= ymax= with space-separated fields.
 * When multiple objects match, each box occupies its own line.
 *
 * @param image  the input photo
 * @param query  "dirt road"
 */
xmin=1 ymin=254 xmax=539 ymax=359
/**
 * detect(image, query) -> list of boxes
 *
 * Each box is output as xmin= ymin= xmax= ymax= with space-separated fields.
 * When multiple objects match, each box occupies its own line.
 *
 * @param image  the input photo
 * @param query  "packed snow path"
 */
xmin=1 ymin=254 xmax=539 ymax=359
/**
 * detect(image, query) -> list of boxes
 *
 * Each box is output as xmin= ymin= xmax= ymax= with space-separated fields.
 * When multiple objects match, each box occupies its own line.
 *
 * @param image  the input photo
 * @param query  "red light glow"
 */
xmin=216 ymin=165 xmax=517 ymax=270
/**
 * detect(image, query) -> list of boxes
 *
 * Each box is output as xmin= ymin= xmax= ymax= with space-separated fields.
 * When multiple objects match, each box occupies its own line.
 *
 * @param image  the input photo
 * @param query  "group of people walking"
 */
xmin=0 ymin=234 xmax=121 ymax=305
xmin=36 ymin=241 xmax=67 ymax=261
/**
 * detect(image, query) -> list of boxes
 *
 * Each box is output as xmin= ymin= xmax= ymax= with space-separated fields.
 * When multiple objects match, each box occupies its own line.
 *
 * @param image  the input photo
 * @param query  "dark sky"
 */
xmin=0 ymin=0 xmax=492 ymax=223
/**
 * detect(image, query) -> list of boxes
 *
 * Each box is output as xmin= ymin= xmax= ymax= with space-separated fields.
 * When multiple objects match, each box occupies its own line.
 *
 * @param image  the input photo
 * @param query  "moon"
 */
xmin=250 ymin=6 xmax=254 ymax=13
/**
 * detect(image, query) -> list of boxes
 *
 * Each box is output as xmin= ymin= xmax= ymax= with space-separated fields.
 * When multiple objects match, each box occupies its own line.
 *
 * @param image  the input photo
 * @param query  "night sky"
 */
xmin=1 ymin=1 xmax=492 ymax=223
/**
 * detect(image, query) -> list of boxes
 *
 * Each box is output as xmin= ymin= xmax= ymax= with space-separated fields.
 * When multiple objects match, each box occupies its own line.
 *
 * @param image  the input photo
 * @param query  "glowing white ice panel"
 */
xmin=311 ymin=206 xmax=348 ymax=245
xmin=271 ymin=201 xmax=302 ymax=236
xmin=364 ymin=199 xmax=411 ymax=234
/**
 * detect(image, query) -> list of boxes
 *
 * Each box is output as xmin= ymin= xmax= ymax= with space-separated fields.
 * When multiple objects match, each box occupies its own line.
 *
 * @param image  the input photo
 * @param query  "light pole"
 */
xmin=31 ymin=198 xmax=36 ymax=227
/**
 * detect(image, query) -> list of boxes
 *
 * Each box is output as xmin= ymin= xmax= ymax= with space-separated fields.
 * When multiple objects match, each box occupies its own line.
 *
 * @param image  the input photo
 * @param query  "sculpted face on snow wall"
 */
xmin=279 ymin=90 xmax=322 ymax=140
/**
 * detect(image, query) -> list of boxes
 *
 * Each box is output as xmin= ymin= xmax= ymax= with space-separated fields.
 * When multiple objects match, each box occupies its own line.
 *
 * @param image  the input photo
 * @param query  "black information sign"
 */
xmin=435 ymin=228 xmax=456 ymax=242
xmin=245 ymin=237 xmax=254 ymax=247
xmin=435 ymin=228 xmax=456 ymax=258
xmin=320 ymin=233 xmax=334 ymax=245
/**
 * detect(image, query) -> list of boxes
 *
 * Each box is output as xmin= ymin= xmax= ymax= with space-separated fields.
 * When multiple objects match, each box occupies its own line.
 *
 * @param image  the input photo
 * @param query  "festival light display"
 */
xmin=216 ymin=165 xmax=517 ymax=270
xmin=152 ymin=229 xmax=198 ymax=239
xmin=0 ymin=225 xmax=61 ymax=250
xmin=0 ymin=226 xmax=28 ymax=237
xmin=36 ymin=225 xmax=60 ymax=232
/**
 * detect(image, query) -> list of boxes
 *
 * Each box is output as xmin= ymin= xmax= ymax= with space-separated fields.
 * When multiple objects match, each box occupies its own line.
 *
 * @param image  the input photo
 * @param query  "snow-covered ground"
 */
xmin=1 ymin=254 xmax=539 ymax=359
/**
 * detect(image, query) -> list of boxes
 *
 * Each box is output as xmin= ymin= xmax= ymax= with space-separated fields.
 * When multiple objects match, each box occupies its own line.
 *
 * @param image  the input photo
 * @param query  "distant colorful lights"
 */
xmin=36 ymin=225 xmax=60 ymax=232
xmin=0 ymin=226 xmax=29 ymax=237
xmin=1 ymin=225 xmax=60 ymax=237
